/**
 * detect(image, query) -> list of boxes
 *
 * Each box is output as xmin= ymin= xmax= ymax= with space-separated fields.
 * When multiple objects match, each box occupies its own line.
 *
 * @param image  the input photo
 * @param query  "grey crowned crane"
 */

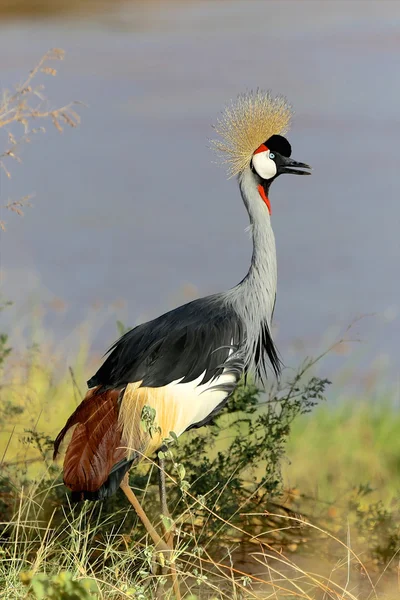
xmin=53 ymin=89 xmax=310 ymax=575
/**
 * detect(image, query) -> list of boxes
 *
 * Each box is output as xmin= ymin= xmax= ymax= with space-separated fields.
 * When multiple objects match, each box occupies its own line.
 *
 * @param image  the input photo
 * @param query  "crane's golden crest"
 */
xmin=211 ymin=90 xmax=293 ymax=177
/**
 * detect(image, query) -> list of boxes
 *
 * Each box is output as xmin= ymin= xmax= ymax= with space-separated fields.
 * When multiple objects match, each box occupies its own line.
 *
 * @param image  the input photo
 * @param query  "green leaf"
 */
xmin=161 ymin=514 xmax=173 ymax=531
xmin=180 ymin=479 xmax=190 ymax=491
xmin=169 ymin=431 xmax=179 ymax=444
xmin=177 ymin=464 xmax=185 ymax=481
xmin=30 ymin=575 xmax=48 ymax=600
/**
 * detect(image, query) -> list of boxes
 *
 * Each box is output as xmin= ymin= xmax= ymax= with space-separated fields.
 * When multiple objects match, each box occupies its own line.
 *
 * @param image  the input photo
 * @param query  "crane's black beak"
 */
xmin=279 ymin=156 xmax=312 ymax=176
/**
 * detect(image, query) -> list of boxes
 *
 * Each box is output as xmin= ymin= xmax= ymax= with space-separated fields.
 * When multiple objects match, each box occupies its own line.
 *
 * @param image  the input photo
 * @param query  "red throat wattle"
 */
xmin=257 ymin=184 xmax=271 ymax=215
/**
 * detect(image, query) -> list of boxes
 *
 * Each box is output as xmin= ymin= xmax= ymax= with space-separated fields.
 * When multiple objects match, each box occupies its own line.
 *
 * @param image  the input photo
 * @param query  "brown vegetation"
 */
xmin=0 ymin=48 xmax=80 ymax=230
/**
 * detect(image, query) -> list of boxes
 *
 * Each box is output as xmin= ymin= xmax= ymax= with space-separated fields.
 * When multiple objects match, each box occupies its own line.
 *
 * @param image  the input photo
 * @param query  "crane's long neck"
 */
xmin=235 ymin=166 xmax=277 ymax=326
xmin=221 ymin=166 xmax=280 ymax=382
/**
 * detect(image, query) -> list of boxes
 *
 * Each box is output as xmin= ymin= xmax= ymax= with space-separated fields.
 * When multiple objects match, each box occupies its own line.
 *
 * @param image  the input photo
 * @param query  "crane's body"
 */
xmin=54 ymin=90 xmax=310 ymax=517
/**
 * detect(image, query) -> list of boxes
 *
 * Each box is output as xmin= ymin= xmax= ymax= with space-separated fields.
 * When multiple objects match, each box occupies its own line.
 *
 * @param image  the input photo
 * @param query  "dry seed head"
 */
xmin=211 ymin=89 xmax=293 ymax=177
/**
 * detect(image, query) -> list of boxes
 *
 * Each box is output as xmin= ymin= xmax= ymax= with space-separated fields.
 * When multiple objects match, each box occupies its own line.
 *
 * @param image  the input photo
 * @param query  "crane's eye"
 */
xmin=269 ymin=152 xmax=275 ymax=159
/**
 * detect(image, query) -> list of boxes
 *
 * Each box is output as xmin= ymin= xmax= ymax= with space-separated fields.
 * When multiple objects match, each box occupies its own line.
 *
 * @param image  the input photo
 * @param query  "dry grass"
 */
xmin=1 ymin=462 xmax=399 ymax=600
xmin=0 ymin=0 xmax=118 ymax=18
xmin=0 ymin=48 xmax=80 ymax=230
xmin=0 ymin=0 xmax=178 ymax=20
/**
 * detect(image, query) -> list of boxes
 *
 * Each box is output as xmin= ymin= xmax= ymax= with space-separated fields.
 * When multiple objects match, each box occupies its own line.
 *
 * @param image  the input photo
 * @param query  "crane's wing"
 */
xmin=54 ymin=296 xmax=246 ymax=501
xmin=88 ymin=296 xmax=244 ymax=390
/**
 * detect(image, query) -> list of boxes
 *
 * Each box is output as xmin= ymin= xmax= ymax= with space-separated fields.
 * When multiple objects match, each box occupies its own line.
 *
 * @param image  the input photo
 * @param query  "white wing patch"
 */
xmin=169 ymin=369 xmax=237 ymax=433
xmin=119 ymin=367 xmax=237 ymax=459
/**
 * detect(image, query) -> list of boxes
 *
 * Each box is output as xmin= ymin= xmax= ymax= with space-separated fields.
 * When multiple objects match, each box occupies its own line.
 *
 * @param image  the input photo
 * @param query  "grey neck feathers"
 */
xmin=223 ymin=166 xmax=278 ymax=379
xmin=235 ymin=166 xmax=277 ymax=325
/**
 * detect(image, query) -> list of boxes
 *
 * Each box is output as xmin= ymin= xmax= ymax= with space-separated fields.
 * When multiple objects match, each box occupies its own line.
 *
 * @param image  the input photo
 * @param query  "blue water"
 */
xmin=0 ymin=1 xmax=399 ymax=395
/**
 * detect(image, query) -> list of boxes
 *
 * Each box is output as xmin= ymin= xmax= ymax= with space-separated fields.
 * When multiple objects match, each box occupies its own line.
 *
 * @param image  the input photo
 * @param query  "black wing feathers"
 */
xmin=88 ymin=297 xmax=244 ymax=390
xmin=88 ymin=295 xmax=280 ymax=391
xmin=254 ymin=319 xmax=282 ymax=379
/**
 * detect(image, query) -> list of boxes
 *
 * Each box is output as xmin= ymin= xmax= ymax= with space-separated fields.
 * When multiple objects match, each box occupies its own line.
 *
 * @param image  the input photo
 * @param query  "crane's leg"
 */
xmin=120 ymin=474 xmax=181 ymax=600
xmin=120 ymin=474 xmax=169 ymax=551
xmin=157 ymin=454 xmax=181 ymax=598
xmin=158 ymin=453 xmax=174 ymax=547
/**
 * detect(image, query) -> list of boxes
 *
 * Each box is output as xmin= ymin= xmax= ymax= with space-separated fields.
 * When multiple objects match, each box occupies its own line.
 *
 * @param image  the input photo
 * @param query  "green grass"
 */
xmin=285 ymin=397 xmax=400 ymax=504
xmin=1 ymin=466 xmax=398 ymax=600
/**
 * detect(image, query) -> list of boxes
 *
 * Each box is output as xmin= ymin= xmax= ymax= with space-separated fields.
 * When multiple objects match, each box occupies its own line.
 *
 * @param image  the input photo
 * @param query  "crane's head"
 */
xmin=251 ymin=134 xmax=311 ymax=181
xmin=211 ymin=89 xmax=311 ymax=182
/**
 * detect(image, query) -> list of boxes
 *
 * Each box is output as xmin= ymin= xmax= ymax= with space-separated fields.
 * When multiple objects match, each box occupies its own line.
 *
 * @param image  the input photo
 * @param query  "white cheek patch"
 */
xmin=252 ymin=151 xmax=277 ymax=180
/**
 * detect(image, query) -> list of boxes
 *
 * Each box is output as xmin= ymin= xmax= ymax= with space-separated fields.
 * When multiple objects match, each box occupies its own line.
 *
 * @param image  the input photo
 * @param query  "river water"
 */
xmin=0 ymin=0 xmax=399 ymax=395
